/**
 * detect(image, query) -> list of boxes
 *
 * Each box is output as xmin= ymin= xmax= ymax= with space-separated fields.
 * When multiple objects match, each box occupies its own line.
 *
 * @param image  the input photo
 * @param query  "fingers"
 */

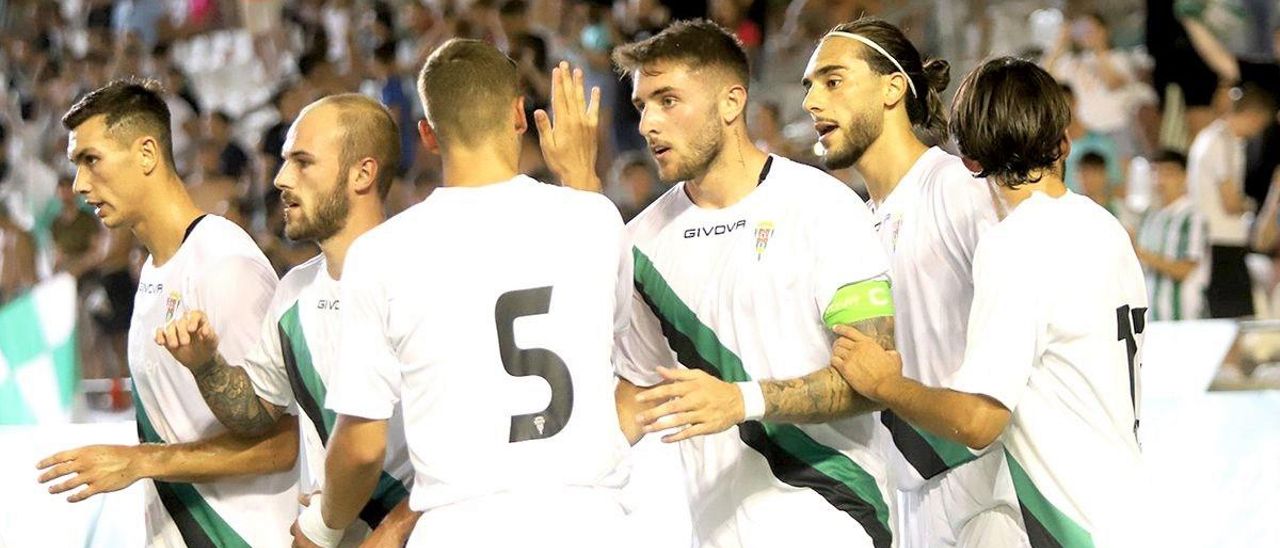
xmin=634 ymin=379 xmax=693 ymax=403
xmin=533 ymin=109 xmax=554 ymax=149
xmin=832 ymin=324 xmax=874 ymax=344
xmin=637 ymin=397 xmax=698 ymax=428
xmin=655 ymin=365 xmax=701 ymax=382
xmin=37 ymin=461 xmax=79 ymax=483
xmin=586 ymin=86 xmax=601 ymax=128
xmin=572 ymin=67 xmax=586 ymax=116
xmin=67 ymin=484 xmax=104 ymax=503
xmin=647 ymin=411 xmax=697 ymax=433
xmin=48 ymin=473 xmax=89 ymax=495
xmin=36 ymin=450 xmax=76 ymax=470
xmin=551 ymin=62 xmax=567 ymax=123
xmin=662 ymin=422 xmax=716 ymax=444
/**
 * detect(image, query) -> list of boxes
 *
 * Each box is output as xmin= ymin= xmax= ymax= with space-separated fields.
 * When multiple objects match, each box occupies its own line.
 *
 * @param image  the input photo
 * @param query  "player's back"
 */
xmin=966 ymin=191 xmax=1147 ymax=546
xmin=354 ymin=175 xmax=630 ymax=515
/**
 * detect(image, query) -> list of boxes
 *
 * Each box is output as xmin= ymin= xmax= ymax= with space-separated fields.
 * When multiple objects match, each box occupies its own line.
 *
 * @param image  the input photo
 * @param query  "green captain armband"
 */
xmin=823 ymin=279 xmax=894 ymax=329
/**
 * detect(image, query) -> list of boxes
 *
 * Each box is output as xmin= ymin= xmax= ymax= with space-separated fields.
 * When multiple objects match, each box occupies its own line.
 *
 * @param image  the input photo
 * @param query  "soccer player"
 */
xmin=1135 ymin=150 xmax=1206 ymax=321
xmin=604 ymin=20 xmax=897 ymax=548
xmin=801 ymin=18 xmax=1024 ymax=548
xmin=154 ymin=93 xmax=418 ymax=546
xmin=832 ymin=57 xmax=1149 ymax=547
xmin=36 ymin=80 xmax=299 ymax=546
xmin=297 ymin=39 xmax=633 ymax=547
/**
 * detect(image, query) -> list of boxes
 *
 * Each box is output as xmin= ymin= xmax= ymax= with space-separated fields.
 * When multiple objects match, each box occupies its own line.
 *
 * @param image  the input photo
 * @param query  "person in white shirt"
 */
xmin=604 ymin=20 xmax=897 ymax=548
xmin=1186 ymin=84 xmax=1276 ymax=318
xmin=801 ymin=18 xmax=1022 ymax=548
xmin=37 ymin=79 xmax=299 ymax=547
xmin=304 ymin=39 xmax=633 ymax=548
xmin=834 ymin=57 xmax=1149 ymax=548
xmin=154 ymin=93 xmax=420 ymax=547
xmin=1043 ymin=12 xmax=1140 ymax=160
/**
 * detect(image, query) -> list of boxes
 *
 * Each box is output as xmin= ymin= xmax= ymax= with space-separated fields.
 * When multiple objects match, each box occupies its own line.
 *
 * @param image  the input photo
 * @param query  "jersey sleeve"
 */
xmin=326 ymin=236 xmax=401 ymax=420
xmin=811 ymin=188 xmax=894 ymax=326
xmin=238 ymin=291 xmax=294 ymax=408
xmin=945 ymin=234 xmax=1040 ymax=411
xmin=195 ymin=255 xmax=277 ymax=366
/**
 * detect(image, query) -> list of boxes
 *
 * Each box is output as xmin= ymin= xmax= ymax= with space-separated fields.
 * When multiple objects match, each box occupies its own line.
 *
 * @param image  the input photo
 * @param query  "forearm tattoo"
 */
xmin=192 ymin=354 xmax=280 ymax=437
xmin=757 ymin=316 xmax=895 ymax=423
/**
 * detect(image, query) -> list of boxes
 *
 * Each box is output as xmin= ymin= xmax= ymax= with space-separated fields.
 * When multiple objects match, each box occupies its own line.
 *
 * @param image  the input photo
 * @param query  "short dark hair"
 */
xmin=950 ymin=57 xmax=1070 ymax=188
xmin=62 ymin=78 xmax=175 ymax=168
xmin=1151 ymin=149 xmax=1187 ymax=170
xmin=829 ymin=18 xmax=952 ymax=142
xmin=499 ymin=0 xmax=528 ymax=16
xmin=416 ymin=39 xmax=519 ymax=147
xmin=611 ymin=19 xmax=750 ymax=88
xmin=1078 ymin=151 xmax=1107 ymax=169
xmin=313 ymin=94 xmax=402 ymax=199
xmin=374 ymin=40 xmax=398 ymax=64
xmin=298 ymin=51 xmax=328 ymax=79
xmin=1231 ymin=83 xmax=1278 ymax=115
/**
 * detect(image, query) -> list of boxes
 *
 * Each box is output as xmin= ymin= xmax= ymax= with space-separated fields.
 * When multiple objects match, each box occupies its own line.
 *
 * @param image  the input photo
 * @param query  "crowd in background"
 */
xmin=0 ymin=0 xmax=1278 ymax=399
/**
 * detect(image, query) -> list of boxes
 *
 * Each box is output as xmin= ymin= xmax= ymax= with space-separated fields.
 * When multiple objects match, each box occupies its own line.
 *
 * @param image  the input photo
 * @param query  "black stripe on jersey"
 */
xmin=279 ymin=326 xmax=329 ymax=445
xmin=153 ymin=481 xmax=219 ymax=548
xmin=1020 ymin=503 xmax=1065 ymax=548
xmin=739 ymin=421 xmax=893 ymax=548
xmin=881 ymin=411 xmax=951 ymax=480
xmin=634 ymin=281 xmax=724 ymax=379
xmin=635 ymin=282 xmax=891 ymax=548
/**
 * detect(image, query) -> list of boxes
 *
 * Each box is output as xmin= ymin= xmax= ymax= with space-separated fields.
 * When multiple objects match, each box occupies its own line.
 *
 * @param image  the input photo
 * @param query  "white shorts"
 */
xmin=898 ymin=450 xmax=1028 ymax=548
xmin=406 ymin=488 xmax=629 ymax=548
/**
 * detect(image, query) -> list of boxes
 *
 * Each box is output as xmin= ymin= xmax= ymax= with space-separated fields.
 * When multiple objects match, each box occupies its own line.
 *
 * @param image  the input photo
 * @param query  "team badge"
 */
xmin=164 ymin=291 xmax=183 ymax=322
xmin=754 ymin=221 xmax=774 ymax=261
xmin=534 ymin=415 xmax=546 ymax=435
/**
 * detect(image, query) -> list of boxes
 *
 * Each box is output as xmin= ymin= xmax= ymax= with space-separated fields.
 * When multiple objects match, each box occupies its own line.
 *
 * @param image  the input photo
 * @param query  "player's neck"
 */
xmin=133 ymin=175 xmax=204 ymax=267
xmin=440 ymin=143 xmax=520 ymax=188
xmin=855 ymin=123 xmax=928 ymax=205
xmin=999 ymin=170 xmax=1068 ymax=210
xmin=685 ymin=128 xmax=769 ymax=209
xmin=319 ymin=204 xmax=385 ymax=280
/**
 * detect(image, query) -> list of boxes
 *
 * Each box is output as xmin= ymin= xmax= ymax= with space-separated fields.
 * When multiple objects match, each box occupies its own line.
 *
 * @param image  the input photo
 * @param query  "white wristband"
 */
xmin=737 ymin=381 xmax=766 ymax=421
xmin=297 ymin=497 xmax=345 ymax=548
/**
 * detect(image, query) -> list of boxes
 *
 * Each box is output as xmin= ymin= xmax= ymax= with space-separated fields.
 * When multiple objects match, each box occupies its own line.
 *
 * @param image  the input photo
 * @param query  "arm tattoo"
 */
xmin=757 ymin=316 xmax=896 ymax=424
xmin=192 ymin=354 xmax=283 ymax=437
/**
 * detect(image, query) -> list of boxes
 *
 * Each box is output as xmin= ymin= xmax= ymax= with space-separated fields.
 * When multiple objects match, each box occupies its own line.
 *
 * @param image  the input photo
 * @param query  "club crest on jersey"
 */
xmin=754 ymin=221 xmax=774 ymax=261
xmin=164 ymin=291 xmax=182 ymax=322
xmin=534 ymin=415 xmax=546 ymax=435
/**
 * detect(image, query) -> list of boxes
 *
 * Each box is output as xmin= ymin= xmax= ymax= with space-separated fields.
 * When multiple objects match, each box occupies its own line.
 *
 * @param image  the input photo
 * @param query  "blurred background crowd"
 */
xmin=0 ymin=0 xmax=1278 ymax=414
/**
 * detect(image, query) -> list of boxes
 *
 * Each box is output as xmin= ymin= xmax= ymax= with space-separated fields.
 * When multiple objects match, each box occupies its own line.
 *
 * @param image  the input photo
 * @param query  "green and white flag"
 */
xmin=0 ymin=274 xmax=79 ymax=424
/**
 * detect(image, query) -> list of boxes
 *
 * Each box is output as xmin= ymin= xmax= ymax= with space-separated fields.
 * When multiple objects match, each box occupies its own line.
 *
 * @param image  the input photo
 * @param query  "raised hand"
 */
xmin=534 ymin=61 xmax=603 ymax=192
xmin=154 ymin=310 xmax=220 ymax=373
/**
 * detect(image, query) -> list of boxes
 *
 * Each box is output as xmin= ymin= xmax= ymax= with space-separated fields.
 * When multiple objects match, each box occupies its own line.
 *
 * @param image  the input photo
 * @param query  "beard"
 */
xmin=284 ymin=174 xmax=350 ymax=242
xmin=821 ymin=107 xmax=882 ymax=170
xmin=658 ymin=108 xmax=724 ymax=185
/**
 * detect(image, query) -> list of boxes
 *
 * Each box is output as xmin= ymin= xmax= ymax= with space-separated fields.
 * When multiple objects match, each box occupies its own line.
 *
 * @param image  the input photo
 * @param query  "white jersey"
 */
xmin=870 ymin=148 xmax=1023 ymax=547
xmin=325 ymin=176 xmax=631 ymax=543
xmin=128 ymin=215 xmax=298 ymax=547
xmin=947 ymin=191 xmax=1147 ymax=547
xmin=239 ymin=254 xmax=414 ymax=543
xmin=615 ymin=156 xmax=895 ymax=548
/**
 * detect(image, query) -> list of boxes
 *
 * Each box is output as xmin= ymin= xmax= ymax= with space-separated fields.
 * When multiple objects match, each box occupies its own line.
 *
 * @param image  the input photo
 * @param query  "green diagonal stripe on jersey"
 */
xmin=1006 ymin=451 xmax=1094 ymax=548
xmin=133 ymin=391 xmax=252 ymax=547
xmin=633 ymin=247 xmax=892 ymax=547
xmin=279 ymin=303 xmax=336 ymax=436
xmin=881 ymin=411 xmax=978 ymax=479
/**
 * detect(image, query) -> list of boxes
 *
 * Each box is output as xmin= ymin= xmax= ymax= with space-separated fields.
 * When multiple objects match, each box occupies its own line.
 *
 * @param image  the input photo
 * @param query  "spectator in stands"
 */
xmin=1044 ymin=12 xmax=1140 ymax=161
xmin=1188 ymin=84 xmax=1278 ymax=318
xmin=711 ymin=0 xmax=763 ymax=58
xmin=1135 ymin=150 xmax=1207 ymax=321
xmin=50 ymin=177 xmax=102 ymax=279
xmin=371 ymin=40 xmax=416 ymax=176
xmin=1062 ymin=83 xmax=1124 ymax=195
xmin=203 ymin=110 xmax=250 ymax=181
xmin=606 ymin=152 xmax=661 ymax=222
xmin=749 ymin=101 xmax=799 ymax=158
xmin=259 ymin=82 xmax=312 ymax=180
xmin=1078 ymin=151 xmax=1135 ymax=228
xmin=0 ymin=201 xmax=37 ymax=304
xmin=157 ymin=66 xmax=198 ymax=174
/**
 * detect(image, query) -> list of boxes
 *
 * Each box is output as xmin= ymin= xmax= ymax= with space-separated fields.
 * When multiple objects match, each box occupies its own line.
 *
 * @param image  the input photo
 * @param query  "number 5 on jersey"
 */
xmin=495 ymin=287 xmax=574 ymax=443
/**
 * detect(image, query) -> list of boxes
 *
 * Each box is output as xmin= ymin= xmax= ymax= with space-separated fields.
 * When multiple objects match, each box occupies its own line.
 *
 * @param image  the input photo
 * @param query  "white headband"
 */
xmin=823 ymin=31 xmax=918 ymax=98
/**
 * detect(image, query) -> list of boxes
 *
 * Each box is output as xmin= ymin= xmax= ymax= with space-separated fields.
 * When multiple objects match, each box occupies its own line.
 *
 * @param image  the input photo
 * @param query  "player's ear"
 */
xmin=136 ymin=135 xmax=160 ymax=176
xmin=720 ymin=83 xmax=748 ymax=126
xmin=961 ymin=157 xmax=983 ymax=175
xmin=418 ymin=119 xmax=441 ymax=156
xmin=883 ymin=73 xmax=909 ymax=110
xmin=350 ymin=157 xmax=378 ymax=196
xmin=513 ymin=96 xmax=528 ymax=135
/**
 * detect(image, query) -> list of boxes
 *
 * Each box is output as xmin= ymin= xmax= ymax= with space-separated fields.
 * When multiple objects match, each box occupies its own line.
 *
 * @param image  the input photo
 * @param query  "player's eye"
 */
xmin=825 ymin=78 xmax=842 ymax=89
xmin=662 ymin=96 xmax=677 ymax=108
